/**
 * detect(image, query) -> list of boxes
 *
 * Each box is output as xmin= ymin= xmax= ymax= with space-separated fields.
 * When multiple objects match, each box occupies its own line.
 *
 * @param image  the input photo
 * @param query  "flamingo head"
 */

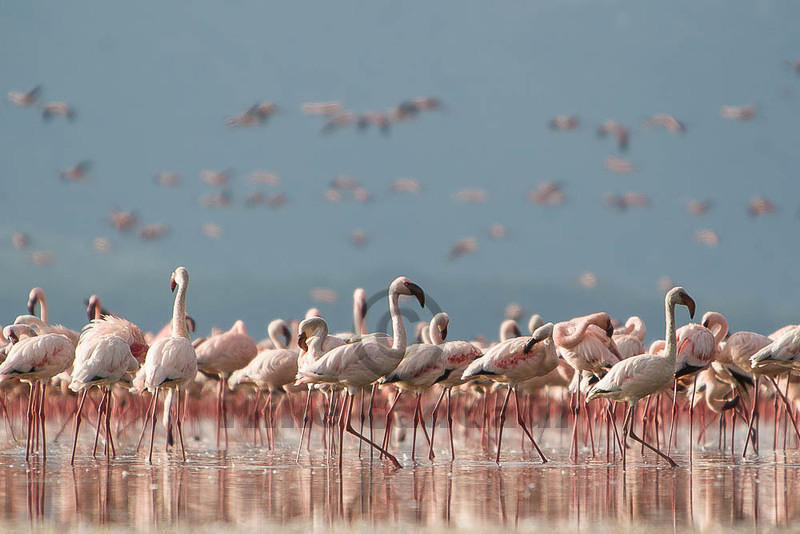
xmin=432 ymin=312 xmax=450 ymax=342
xmin=170 ymin=266 xmax=189 ymax=292
xmin=390 ymin=276 xmax=425 ymax=308
xmin=86 ymin=294 xmax=102 ymax=321
xmin=667 ymin=287 xmax=696 ymax=318
xmin=185 ymin=315 xmax=197 ymax=333
xmin=3 ymin=324 xmax=36 ymax=344
xmin=26 ymin=287 xmax=45 ymax=315
xmin=353 ymin=288 xmax=368 ymax=319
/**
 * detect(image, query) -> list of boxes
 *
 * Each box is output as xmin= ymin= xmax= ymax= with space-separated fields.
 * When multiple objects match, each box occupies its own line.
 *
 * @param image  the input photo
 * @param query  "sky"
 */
xmin=0 ymin=0 xmax=798 ymax=342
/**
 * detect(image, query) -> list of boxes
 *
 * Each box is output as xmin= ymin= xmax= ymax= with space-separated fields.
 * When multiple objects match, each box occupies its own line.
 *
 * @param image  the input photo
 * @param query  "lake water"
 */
xmin=1 ymin=421 xmax=798 ymax=533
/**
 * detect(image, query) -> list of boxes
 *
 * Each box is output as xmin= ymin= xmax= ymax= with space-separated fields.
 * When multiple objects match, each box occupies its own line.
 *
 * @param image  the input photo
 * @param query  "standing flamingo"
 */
xmin=141 ymin=266 xmax=198 ymax=463
xmin=229 ymin=319 xmax=295 ymax=450
xmin=427 ymin=312 xmax=482 ymax=460
xmin=15 ymin=287 xmax=80 ymax=346
xmin=587 ymin=287 xmax=697 ymax=468
xmin=295 ymin=317 xmax=346 ymax=460
xmin=194 ymin=320 xmax=257 ymax=448
xmin=0 ymin=324 xmax=75 ymax=462
xmin=613 ymin=316 xmax=647 ymax=359
xmin=554 ymin=312 xmax=621 ymax=459
xmin=462 ymin=322 xmax=558 ymax=463
xmin=68 ymin=295 xmax=148 ymax=464
xmin=297 ymin=276 xmax=425 ymax=469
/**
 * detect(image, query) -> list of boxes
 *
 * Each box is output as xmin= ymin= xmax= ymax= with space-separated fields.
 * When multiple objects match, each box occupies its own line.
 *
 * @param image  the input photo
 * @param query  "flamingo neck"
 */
xmin=388 ymin=290 xmax=407 ymax=352
xmin=38 ymin=295 xmax=48 ymax=324
xmin=557 ymin=316 xmax=594 ymax=348
xmin=171 ymin=282 xmax=189 ymax=339
xmin=663 ymin=300 xmax=677 ymax=366
xmin=429 ymin=321 xmax=444 ymax=345
xmin=269 ymin=322 xmax=288 ymax=349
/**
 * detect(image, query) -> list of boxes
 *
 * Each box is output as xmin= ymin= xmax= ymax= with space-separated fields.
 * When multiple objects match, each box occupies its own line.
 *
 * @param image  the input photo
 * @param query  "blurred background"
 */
xmin=1 ymin=0 xmax=798 ymax=340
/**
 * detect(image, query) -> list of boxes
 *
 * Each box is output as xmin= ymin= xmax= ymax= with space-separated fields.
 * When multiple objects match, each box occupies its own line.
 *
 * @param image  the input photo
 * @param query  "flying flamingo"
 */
xmin=462 ymin=322 xmax=558 ymax=463
xmin=141 ymin=266 xmax=198 ymax=463
xmin=194 ymin=319 xmax=257 ymax=448
xmin=586 ymin=286 xmax=697 ymax=468
xmin=0 ymin=323 xmax=75 ymax=462
xmin=229 ymin=319 xmax=295 ymax=450
xmin=68 ymin=295 xmax=148 ymax=464
xmin=296 ymin=276 xmax=426 ymax=469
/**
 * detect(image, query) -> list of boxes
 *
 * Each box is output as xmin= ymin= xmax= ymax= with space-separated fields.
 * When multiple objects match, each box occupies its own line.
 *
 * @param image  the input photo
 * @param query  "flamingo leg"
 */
xmin=136 ymin=395 xmax=155 ymax=453
xmin=70 ymin=390 xmax=88 ymax=465
xmin=337 ymin=390 xmax=347 ymax=470
xmin=38 ymin=382 xmax=47 ymax=462
xmin=92 ymin=389 xmax=107 ymax=458
xmin=343 ymin=391 xmax=402 ymax=469
xmin=743 ymin=376 xmax=760 ymax=457
xmin=148 ymin=389 xmax=160 ymax=464
xmin=0 ymin=393 xmax=16 ymax=444
xmin=513 ymin=389 xmax=547 ymax=463
xmin=381 ymin=390 xmax=402 ymax=457
xmin=447 ymin=388 xmax=456 ymax=460
xmin=175 ymin=389 xmax=187 ymax=462
xmin=495 ymin=387 xmax=513 ymax=464
xmin=25 ymin=382 xmax=35 ymax=462
xmin=768 ymin=376 xmax=800 ymax=443
xmin=667 ymin=379 xmax=678 ymax=455
xmin=368 ymin=384 xmax=376 ymax=461
xmin=689 ymin=373 xmax=698 ymax=463
xmin=627 ymin=400 xmax=678 ymax=467
xmin=429 ymin=387 xmax=447 ymax=461
xmin=358 ymin=388 xmax=365 ymax=457
xmin=105 ymin=388 xmax=116 ymax=458
xmin=297 ymin=388 xmax=313 ymax=462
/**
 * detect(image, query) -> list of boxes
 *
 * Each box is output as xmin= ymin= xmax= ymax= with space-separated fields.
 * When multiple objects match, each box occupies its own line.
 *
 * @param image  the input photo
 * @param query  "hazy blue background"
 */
xmin=1 ymin=0 xmax=798 ymax=342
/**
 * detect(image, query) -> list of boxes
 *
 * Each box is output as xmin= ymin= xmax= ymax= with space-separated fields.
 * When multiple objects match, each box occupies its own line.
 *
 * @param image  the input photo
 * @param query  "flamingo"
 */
xmin=586 ymin=286 xmax=697 ymax=468
xmin=16 ymin=287 xmax=80 ymax=347
xmin=427 ymin=312 xmax=482 ymax=460
xmin=141 ymin=266 xmax=198 ymax=463
xmin=297 ymin=276 xmax=425 ymax=469
xmin=68 ymin=295 xmax=149 ymax=464
xmin=0 ymin=323 xmax=75 ymax=461
xmin=748 ymin=323 xmax=800 ymax=453
xmin=613 ymin=316 xmax=646 ymax=359
xmin=194 ymin=319 xmax=257 ymax=448
xmin=295 ymin=317 xmax=347 ymax=460
xmin=462 ymin=322 xmax=558 ymax=463
xmin=229 ymin=319 xmax=295 ymax=450
xmin=8 ymin=85 xmax=40 ymax=107
xmin=380 ymin=314 xmax=445 ymax=461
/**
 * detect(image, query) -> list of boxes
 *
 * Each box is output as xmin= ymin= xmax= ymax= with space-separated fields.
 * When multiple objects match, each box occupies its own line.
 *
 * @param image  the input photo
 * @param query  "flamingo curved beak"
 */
xmin=298 ymin=331 xmax=308 ymax=352
xmin=282 ymin=325 xmax=292 ymax=346
xmin=605 ymin=320 xmax=614 ymax=338
xmin=26 ymin=296 xmax=37 ymax=315
xmin=684 ymin=295 xmax=696 ymax=319
xmin=170 ymin=275 xmax=177 ymax=292
xmin=441 ymin=325 xmax=448 ymax=341
xmin=186 ymin=316 xmax=197 ymax=332
xmin=405 ymin=282 xmax=425 ymax=307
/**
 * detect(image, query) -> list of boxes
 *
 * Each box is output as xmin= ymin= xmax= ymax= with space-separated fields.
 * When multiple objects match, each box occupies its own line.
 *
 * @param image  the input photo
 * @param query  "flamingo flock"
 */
xmin=1 ymin=268 xmax=800 ymax=471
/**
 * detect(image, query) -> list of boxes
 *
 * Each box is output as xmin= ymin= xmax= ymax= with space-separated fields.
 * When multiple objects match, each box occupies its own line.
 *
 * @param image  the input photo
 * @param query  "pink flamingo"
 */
xmin=613 ymin=316 xmax=647 ymax=359
xmin=297 ymin=276 xmax=425 ymax=469
xmin=229 ymin=319 xmax=295 ymax=450
xmin=195 ymin=319 xmax=257 ymax=448
xmin=587 ymin=287 xmax=697 ymax=468
xmin=0 ymin=323 xmax=75 ymax=462
xmin=69 ymin=295 xmax=149 ymax=464
xmin=462 ymin=322 xmax=558 ymax=463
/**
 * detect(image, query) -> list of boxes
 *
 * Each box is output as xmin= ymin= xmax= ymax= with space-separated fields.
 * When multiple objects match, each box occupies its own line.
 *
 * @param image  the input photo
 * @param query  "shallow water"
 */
xmin=2 ymin=423 xmax=800 ymax=533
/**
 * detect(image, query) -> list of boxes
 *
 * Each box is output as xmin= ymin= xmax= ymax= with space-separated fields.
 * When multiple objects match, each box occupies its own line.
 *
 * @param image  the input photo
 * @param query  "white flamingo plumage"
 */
xmin=297 ymin=276 xmax=425 ymax=468
xmin=141 ymin=266 xmax=198 ymax=463
xmin=587 ymin=287 xmax=697 ymax=468
xmin=613 ymin=316 xmax=647 ymax=359
xmin=0 ymin=323 xmax=75 ymax=461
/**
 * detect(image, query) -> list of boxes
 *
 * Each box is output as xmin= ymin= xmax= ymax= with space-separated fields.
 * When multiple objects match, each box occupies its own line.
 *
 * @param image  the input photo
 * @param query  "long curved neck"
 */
xmin=710 ymin=316 xmax=728 ymax=345
xmin=38 ymin=295 xmax=48 ymax=324
xmin=93 ymin=298 xmax=102 ymax=320
xmin=388 ymin=289 xmax=407 ymax=352
xmin=316 ymin=321 xmax=329 ymax=342
xmin=663 ymin=300 xmax=677 ymax=366
xmin=557 ymin=317 xmax=593 ymax=348
xmin=353 ymin=303 xmax=367 ymax=336
xmin=430 ymin=322 xmax=445 ymax=345
xmin=269 ymin=322 xmax=288 ymax=349
xmin=171 ymin=282 xmax=189 ymax=339
xmin=630 ymin=317 xmax=646 ymax=341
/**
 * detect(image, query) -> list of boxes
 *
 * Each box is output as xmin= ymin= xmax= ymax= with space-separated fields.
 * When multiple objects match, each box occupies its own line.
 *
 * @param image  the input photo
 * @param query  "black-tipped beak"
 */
xmin=360 ymin=303 xmax=368 ymax=320
xmin=8 ymin=332 xmax=19 ymax=344
xmin=170 ymin=277 xmax=177 ymax=292
xmin=26 ymin=297 xmax=36 ymax=315
xmin=702 ymin=319 xmax=709 ymax=328
xmin=86 ymin=302 xmax=95 ymax=321
xmin=298 ymin=332 xmax=308 ymax=352
xmin=186 ymin=316 xmax=196 ymax=332
xmin=605 ymin=320 xmax=614 ymax=338
xmin=523 ymin=337 xmax=537 ymax=354
xmin=441 ymin=326 xmax=448 ymax=341
xmin=406 ymin=282 xmax=425 ymax=307
xmin=685 ymin=296 xmax=696 ymax=319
